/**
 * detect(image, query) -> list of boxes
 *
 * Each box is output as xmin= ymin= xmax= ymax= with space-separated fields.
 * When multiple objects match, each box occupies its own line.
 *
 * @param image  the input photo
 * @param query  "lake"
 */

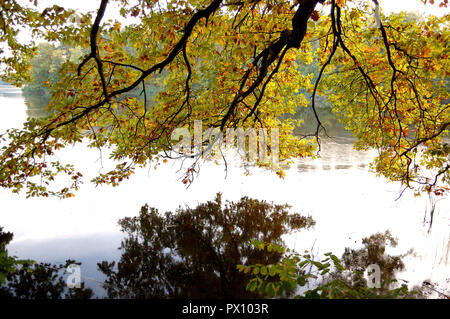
xmin=0 ymin=85 xmax=448 ymax=298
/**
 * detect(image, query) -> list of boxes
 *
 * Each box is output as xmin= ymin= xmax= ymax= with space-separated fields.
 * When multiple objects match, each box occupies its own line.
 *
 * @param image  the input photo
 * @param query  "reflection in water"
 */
xmin=297 ymin=137 xmax=376 ymax=173
xmin=98 ymin=194 xmax=315 ymax=298
xmin=294 ymin=107 xmax=353 ymax=139
xmin=0 ymin=85 xmax=375 ymax=175
xmin=335 ymin=165 xmax=353 ymax=170
xmin=0 ymin=86 xmax=448 ymax=298
xmin=326 ymin=230 xmax=449 ymax=298
xmin=338 ymin=231 xmax=409 ymax=290
xmin=0 ymin=84 xmax=49 ymax=119
xmin=0 ymin=227 xmax=93 ymax=299
xmin=0 ymin=85 xmax=22 ymax=98
xmin=24 ymin=95 xmax=49 ymax=119
xmin=0 ymin=86 xmax=28 ymax=130
xmin=297 ymin=164 xmax=317 ymax=171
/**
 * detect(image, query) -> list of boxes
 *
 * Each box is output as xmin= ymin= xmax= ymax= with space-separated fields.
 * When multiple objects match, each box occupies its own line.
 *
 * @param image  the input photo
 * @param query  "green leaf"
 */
xmin=298 ymin=260 xmax=309 ymax=268
xmin=268 ymin=265 xmax=277 ymax=276
xmin=247 ymin=279 xmax=258 ymax=292
xmin=266 ymin=282 xmax=275 ymax=298
xmin=260 ymin=266 xmax=267 ymax=276
xmin=320 ymin=268 xmax=330 ymax=275
xmin=297 ymin=276 xmax=307 ymax=287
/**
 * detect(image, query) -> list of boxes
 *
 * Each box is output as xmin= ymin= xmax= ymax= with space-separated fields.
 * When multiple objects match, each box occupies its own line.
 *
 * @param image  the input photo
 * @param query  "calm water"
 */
xmin=0 ymin=85 xmax=448 ymax=297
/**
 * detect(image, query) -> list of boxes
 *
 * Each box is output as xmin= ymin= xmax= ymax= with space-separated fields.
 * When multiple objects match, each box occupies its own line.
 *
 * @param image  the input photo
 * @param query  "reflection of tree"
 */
xmin=330 ymin=231 xmax=411 ymax=292
xmin=24 ymin=95 xmax=51 ymax=118
xmin=0 ymin=227 xmax=93 ymax=299
xmin=0 ymin=260 xmax=93 ymax=299
xmin=98 ymin=193 xmax=315 ymax=299
xmin=0 ymin=227 xmax=13 ymax=252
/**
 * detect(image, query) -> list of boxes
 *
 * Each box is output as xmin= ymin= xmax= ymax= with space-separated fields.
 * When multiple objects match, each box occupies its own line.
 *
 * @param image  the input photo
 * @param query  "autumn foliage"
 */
xmin=0 ymin=0 xmax=448 ymax=197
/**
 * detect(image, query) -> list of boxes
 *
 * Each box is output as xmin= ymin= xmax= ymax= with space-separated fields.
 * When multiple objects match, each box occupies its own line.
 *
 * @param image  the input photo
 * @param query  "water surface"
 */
xmin=0 ymin=86 xmax=448 ymax=297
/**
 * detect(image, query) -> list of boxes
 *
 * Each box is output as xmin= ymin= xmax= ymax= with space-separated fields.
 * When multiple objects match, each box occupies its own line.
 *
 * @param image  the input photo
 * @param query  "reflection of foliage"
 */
xmin=335 ymin=231 xmax=410 ymax=291
xmin=98 ymin=193 xmax=315 ymax=299
xmin=0 ymin=260 xmax=93 ymax=299
xmin=24 ymin=95 xmax=52 ymax=119
xmin=241 ymin=232 xmax=415 ymax=299
xmin=0 ymin=226 xmax=92 ymax=299
xmin=411 ymin=280 xmax=450 ymax=299
xmin=0 ymin=227 xmax=33 ymax=285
